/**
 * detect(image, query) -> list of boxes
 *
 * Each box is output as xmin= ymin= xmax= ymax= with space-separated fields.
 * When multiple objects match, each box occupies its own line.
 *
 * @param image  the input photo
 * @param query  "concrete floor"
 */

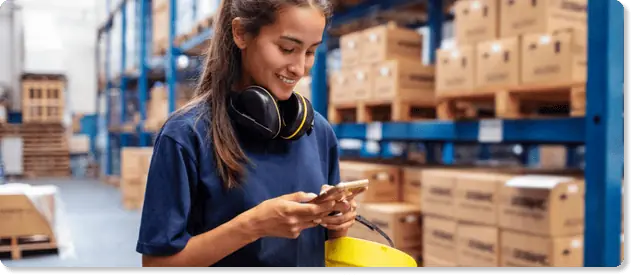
xmin=1 ymin=178 xmax=143 ymax=268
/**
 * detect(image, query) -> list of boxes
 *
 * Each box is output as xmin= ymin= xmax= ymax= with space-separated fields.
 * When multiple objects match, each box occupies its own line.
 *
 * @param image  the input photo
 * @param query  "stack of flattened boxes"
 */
xmin=120 ymin=147 xmax=154 ymax=210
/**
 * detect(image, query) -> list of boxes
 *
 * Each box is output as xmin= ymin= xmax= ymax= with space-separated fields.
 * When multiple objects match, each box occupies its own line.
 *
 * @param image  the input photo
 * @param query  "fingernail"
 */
xmin=314 ymin=219 xmax=322 ymax=223
xmin=305 ymin=193 xmax=317 ymax=199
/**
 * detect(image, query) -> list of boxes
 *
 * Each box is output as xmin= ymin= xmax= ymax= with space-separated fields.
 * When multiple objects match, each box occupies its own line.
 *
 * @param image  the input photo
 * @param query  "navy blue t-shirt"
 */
xmin=135 ymin=103 xmax=341 ymax=267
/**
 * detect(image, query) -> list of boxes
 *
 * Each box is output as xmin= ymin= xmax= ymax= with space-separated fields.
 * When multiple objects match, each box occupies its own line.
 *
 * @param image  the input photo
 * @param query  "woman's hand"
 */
xmin=318 ymin=185 xmax=363 ymax=239
xmin=241 ymin=191 xmax=336 ymax=240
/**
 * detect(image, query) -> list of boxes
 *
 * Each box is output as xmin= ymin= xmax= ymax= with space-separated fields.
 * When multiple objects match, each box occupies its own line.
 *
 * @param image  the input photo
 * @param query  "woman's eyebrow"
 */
xmin=280 ymin=35 xmax=322 ymax=47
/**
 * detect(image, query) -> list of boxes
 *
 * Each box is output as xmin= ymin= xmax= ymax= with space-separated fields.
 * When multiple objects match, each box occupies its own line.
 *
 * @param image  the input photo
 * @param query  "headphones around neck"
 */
xmin=227 ymin=85 xmax=315 ymax=141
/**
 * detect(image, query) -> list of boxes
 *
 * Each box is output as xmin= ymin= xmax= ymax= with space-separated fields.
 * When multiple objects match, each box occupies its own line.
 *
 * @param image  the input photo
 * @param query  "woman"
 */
xmin=136 ymin=0 xmax=359 ymax=267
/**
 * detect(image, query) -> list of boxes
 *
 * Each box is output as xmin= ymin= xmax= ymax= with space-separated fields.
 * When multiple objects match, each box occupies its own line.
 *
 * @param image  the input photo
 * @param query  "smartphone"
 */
xmin=308 ymin=179 xmax=369 ymax=204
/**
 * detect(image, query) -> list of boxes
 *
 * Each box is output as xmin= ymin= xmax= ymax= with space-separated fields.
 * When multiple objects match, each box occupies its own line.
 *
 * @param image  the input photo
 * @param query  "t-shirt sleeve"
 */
xmin=136 ymin=133 xmax=199 ymax=256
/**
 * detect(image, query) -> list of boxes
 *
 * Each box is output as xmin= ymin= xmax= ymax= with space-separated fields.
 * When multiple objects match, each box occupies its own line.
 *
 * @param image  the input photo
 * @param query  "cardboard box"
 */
xmin=457 ymin=223 xmax=500 ymax=267
xmin=339 ymin=161 xmax=401 ymax=202
xmin=329 ymin=70 xmax=352 ymax=104
xmin=423 ymin=255 xmax=458 ymax=267
xmin=348 ymin=65 xmax=373 ymax=101
xmin=539 ymin=145 xmax=567 ymax=169
xmin=499 ymin=175 xmax=585 ymax=237
xmin=360 ymin=23 xmax=423 ymax=65
xmin=500 ymin=230 xmax=584 ymax=267
xmin=455 ymin=172 xmax=511 ymax=225
xmin=371 ymin=59 xmax=435 ymax=102
xmin=423 ymin=216 xmax=458 ymax=264
xmin=521 ymin=29 xmax=587 ymax=85
xmin=421 ymin=169 xmax=457 ymax=218
xmin=475 ymin=36 xmax=521 ymax=90
xmin=402 ymin=168 xmax=423 ymax=207
xmin=454 ymin=0 xmax=500 ymax=44
xmin=352 ymin=203 xmax=422 ymax=249
xmin=500 ymin=0 xmax=587 ymax=38
xmin=340 ymin=31 xmax=363 ymax=68
xmin=435 ymin=45 xmax=476 ymax=94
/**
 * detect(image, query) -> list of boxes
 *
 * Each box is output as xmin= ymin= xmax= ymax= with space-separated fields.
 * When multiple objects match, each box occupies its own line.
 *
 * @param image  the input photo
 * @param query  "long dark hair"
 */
xmin=181 ymin=0 xmax=332 ymax=189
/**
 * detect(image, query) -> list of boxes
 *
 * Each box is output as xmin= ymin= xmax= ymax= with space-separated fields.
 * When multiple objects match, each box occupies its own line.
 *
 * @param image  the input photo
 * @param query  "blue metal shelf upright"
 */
xmin=317 ymin=0 xmax=623 ymax=267
xmin=98 ymin=0 xmax=155 ymax=176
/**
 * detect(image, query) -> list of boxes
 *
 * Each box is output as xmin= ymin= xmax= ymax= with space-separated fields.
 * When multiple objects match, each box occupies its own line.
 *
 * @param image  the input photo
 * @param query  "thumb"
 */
xmin=283 ymin=191 xmax=318 ymax=203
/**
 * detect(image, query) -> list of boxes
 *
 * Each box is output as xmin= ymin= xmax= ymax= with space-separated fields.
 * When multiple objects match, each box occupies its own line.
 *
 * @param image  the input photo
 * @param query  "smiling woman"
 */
xmin=135 ymin=0 xmax=360 ymax=268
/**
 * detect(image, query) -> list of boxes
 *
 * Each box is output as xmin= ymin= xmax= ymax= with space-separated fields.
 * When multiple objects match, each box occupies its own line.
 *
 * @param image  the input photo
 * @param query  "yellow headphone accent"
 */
xmin=281 ymin=92 xmax=308 ymax=140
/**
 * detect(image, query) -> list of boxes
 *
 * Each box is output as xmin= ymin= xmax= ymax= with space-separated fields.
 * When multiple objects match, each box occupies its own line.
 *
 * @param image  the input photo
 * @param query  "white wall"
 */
xmin=0 ymin=1 xmax=23 ymax=110
xmin=17 ymin=0 xmax=99 ymax=115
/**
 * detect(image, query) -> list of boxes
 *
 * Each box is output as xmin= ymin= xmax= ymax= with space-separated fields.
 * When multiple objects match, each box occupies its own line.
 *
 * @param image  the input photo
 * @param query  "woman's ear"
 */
xmin=232 ymin=17 xmax=248 ymax=49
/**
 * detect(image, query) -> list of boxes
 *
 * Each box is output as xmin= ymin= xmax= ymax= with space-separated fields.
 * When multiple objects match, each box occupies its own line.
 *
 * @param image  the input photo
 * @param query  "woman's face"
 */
xmin=234 ymin=6 xmax=326 ymax=100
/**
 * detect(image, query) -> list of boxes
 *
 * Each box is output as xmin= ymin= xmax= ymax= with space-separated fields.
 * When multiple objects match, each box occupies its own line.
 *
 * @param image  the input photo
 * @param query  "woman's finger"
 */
xmin=323 ymin=218 xmax=355 ymax=231
xmin=321 ymin=209 xmax=356 ymax=226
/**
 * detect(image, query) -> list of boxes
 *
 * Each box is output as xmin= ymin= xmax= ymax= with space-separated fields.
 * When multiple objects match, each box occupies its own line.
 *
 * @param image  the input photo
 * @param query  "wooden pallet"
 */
xmin=0 ymin=235 xmax=58 ymax=260
xmin=328 ymin=99 xmax=436 ymax=124
xmin=0 ymin=194 xmax=58 ymax=260
xmin=436 ymin=82 xmax=586 ymax=120
xmin=22 ymin=77 xmax=66 ymax=123
xmin=23 ymin=154 xmax=71 ymax=178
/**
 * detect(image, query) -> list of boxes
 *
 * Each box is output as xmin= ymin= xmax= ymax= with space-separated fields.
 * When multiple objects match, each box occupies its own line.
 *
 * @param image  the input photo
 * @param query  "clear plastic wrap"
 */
xmin=0 ymin=183 xmax=76 ymax=260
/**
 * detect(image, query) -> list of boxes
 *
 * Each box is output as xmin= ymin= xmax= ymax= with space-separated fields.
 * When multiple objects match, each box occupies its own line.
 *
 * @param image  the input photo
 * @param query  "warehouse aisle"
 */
xmin=1 ymin=179 xmax=143 ymax=268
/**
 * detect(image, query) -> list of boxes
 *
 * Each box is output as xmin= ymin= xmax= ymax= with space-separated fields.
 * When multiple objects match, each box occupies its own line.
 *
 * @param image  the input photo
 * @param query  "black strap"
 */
xmin=354 ymin=215 xmax=395 ymax=248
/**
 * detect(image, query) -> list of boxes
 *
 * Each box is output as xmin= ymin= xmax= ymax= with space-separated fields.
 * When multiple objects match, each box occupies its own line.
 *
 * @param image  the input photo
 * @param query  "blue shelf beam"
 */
xmin=178 ymin=28 xmax=213 ymax=54
xmin=332 ymin=118 xmax=586 ymax=144
xmin=583 ymin=0 xmax=623 ymax=267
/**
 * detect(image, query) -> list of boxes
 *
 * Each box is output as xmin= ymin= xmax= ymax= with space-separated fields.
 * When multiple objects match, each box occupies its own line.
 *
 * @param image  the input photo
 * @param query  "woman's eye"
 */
xmin=306 ymin=50 xmax=315 ymax=56
xmin=280 ymin=47 xmax=294 ymax=54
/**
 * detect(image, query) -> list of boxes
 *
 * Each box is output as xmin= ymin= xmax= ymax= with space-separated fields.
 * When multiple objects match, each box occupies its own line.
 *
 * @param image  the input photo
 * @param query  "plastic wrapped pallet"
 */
xmin=0 ymin=183 xmax=75 ymax=260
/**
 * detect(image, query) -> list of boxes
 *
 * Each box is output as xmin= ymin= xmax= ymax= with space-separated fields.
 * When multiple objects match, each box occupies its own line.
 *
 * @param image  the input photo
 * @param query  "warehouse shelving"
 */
xmin=96 ymin=0 xmax=623 ymax=267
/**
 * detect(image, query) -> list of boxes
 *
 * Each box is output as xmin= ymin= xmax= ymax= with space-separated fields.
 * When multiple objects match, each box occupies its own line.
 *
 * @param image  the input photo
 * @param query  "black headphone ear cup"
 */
xmin=228 ymin=87 xmax=282 ymax=139
xmin=227 ymin=94 xmax=278 ymax=140
xmin=279 ymin=92 xmax=314 ymax=140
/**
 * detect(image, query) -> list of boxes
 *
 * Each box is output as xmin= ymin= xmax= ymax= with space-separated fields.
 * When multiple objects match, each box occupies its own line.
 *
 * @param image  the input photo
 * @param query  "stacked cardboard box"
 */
xmin=338 ymin=160 xmax=622 ymax=267
xmin=340 ymin=161 xmax=423 ymax=265
xmin=120 ymin=147 xmax=153 ymax=210
xmin=437 ymin=0 xmax=588 ymax=96
xmin=332 ymin=23 xmax=434 ymax=107
xmin=144 ymin=84 xmax=195 ymax=131
xmin=152 ymin=0 xmax=169 ymax=54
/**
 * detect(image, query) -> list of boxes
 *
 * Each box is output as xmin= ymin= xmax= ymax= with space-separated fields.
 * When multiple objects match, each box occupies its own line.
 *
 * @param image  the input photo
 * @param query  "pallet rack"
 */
xmin=95 ymin=0 xmax=623 ymax=267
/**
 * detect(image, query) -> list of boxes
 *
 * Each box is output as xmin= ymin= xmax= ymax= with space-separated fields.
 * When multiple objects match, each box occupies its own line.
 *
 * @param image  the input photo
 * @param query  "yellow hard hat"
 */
xmin=324 ymin=215 xmax=418 ymax=267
